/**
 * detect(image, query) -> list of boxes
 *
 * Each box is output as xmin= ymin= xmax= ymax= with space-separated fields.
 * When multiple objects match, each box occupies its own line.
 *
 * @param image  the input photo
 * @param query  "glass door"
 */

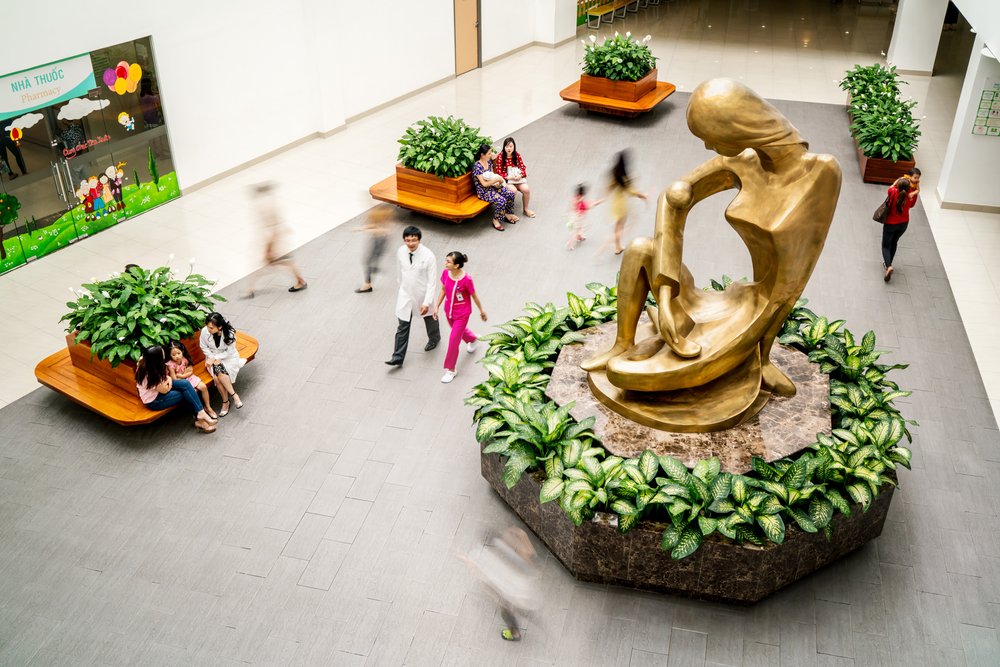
xmin=0 ymin=36 xmax=179 ymax=275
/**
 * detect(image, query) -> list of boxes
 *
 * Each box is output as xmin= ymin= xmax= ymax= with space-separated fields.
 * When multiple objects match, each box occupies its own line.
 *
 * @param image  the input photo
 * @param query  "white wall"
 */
xmin=955 ymin=0 xmax=1000 ymax=63
xmin=937 ymin=36 xmax=1000 ymax=209
xmin=2 ymin=0 xmax=573 ymax=188
xmin=482 ymin=0 xmax=577 ymax=62
xmin=482 ymin=0 xmax=537 ymax=62
xmin=887 ymin=0 xmax=950 ymax=74
xmin=2 ymin=0 xmax=323 ymax=188
xmin=338 ymin=0 xmax=456 ymax=118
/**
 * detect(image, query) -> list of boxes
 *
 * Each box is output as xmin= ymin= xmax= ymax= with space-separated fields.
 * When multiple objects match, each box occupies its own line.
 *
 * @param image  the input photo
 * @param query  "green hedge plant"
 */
xmin=396 ymin=115 xmax=492 ymax=179
xmin=582 ymin=32 xmax=657 ymax=81
xmin=469 ymin=282 xmax=915 ymax=559
xmin=839 ymin=63 xmax=921 ymax=162
xmin=61 ymin=264 xmax=225 ymax=367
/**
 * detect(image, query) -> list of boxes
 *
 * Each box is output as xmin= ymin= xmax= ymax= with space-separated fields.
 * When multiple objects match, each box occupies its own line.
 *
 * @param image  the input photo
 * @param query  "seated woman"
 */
xmin=200 ymin=312 xmax=246 ymax=417
xmin=472 ymin=144 xmax=518 ymax=231
xmin=135 ymin=345 xmax=217 ymax=432
xmin=583 ymin=78 xmax=842 ymax=401
xmin=493 ymin=137 xmax=535 ymax=218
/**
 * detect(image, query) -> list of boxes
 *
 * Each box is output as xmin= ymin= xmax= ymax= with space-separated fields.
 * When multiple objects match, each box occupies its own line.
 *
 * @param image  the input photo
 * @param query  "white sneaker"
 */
xmin=441 ymin=370 xmax=457 ymax=383
xmin=466 ymin=340 xmax=478 ymax=353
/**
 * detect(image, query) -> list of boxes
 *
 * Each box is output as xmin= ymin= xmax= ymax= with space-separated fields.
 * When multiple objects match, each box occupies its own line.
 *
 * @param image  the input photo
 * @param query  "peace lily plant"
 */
xmin=581 ymin=32 xmax=657 ymax=81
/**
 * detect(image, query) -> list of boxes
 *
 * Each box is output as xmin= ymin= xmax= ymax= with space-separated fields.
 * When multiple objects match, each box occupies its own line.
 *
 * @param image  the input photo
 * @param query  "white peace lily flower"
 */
xmin=643 ymin=35 xmax=652 ymax=43
xmin=589 ymin=35 xmax=596 ymax=43
xmin=68 ymin=287 xmax=76 ymax=294
xmin=168 ymin=253 xmax=174 ymax=262
xmin=626 ymin=31 xmax=631 ymax=38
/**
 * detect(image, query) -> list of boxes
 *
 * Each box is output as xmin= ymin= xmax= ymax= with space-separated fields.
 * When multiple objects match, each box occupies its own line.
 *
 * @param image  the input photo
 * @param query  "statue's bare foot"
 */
xmin=666 ymin=335 xmax=701 ymax=359
xmin=581 ymin=342 xmax=631 ymax=372
xmin=762 ymin=362 xmax=795 ymax=397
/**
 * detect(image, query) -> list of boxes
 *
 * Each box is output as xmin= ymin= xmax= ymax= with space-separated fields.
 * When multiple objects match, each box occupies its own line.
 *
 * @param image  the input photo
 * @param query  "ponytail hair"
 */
xmin=206 ymin=312 xmax=236 ymax=345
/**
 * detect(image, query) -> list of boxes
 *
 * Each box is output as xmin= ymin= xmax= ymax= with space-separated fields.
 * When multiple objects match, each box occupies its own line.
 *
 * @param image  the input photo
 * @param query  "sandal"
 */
xmin=500 ymin=628 xmax=520 ymax=641
xmin=232 ymin=394 xmax=244 ymax=410
xmin=493 ymin=223 xmax=505 ymax=232
xmin=219 ymin=400 xmax=230 ymax=417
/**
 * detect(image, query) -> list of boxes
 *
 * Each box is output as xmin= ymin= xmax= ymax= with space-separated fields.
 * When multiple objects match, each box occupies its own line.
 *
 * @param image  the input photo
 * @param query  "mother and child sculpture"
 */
xmin=582 ymin=78 xmax=842 ymax=433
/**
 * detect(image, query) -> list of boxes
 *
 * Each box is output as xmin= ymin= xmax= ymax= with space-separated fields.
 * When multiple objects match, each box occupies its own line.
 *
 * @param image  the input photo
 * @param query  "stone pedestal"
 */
xmin=545 ymin=320 xmax=831 ymax=473
xmin=482 ymin=454 xmax=894 ymax=604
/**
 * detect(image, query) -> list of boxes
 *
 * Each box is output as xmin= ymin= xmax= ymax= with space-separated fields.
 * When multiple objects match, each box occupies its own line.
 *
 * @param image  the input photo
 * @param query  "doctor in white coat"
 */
xmin=386 ymin=225 xmax=441 ymax=366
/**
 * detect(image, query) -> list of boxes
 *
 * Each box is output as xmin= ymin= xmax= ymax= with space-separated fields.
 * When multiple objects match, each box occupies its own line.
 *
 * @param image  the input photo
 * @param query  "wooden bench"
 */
xmin=586 ymin=0 xmax=641 ymax=28
xmin=34 ymin=332 xmax=259 ymax=426
xmin=560 ymin=79 xmax=676 ymax=118
xmin=369 ymin=174 xmax=490 ymax=224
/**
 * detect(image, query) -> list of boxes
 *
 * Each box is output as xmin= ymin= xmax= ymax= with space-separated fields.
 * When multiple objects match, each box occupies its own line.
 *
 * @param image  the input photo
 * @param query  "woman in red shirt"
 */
xmin=881 ymin=168 xmax=920 ymax=282
xmin=494 ymin=137 xmax=536 ymax=218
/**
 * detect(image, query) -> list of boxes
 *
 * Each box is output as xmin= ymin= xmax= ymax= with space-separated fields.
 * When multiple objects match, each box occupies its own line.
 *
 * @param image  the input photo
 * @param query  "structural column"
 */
xmin=938 ymin=38 xmax=1000 ymax=210
xmin=886 ymin=0 xmax=951 ymax=75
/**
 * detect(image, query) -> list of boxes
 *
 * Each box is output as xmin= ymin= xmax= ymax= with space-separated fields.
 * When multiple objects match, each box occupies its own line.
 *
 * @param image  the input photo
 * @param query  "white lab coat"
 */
xmin=394 ymin=244 xmax=437 ymax=321
xmin=199 ymin=327 xmax=246 ymax=382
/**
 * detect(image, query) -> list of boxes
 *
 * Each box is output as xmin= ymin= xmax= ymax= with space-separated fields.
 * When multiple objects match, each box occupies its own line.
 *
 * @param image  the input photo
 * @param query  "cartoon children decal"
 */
xmin=117 ymin=112 xmax=135 ymax=131
xmin=105 ymin=163 xmax=126 ymax=212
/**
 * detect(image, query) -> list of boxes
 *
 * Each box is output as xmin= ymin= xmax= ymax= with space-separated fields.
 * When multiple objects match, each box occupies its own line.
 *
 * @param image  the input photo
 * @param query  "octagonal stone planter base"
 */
xmin=482 ymin=453 xmax=893 ymax=604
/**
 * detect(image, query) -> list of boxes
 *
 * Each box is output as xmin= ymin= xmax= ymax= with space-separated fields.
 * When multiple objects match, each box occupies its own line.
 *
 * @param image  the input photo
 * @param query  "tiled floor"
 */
xmin=2 ymin=2 xmax=999 ymax=421
xmin=1 ymin=1 xmax=999 ymax=665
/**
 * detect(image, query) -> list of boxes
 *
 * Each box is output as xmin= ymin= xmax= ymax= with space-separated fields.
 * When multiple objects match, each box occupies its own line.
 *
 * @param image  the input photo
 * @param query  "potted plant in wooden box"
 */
xmin=395 ymin=115 xmax=492 ymax=202
xmin=839 ymin=64 xmax=920 ymax=184
xmin=59 ymin=263 xmax=225 ymax=391
xmin=580 ymin=32 xmax=658 ymax=101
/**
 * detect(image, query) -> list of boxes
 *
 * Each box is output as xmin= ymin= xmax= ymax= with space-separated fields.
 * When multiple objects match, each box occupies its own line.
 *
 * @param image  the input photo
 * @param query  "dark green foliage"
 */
xmin=840 ymin=63 xmax=920 ymax=162
xmin=396 ymin=115 xmax=492 ymax=178
xmin=60 ymin=265 xmax=225 ymax=367
xmin=470 ymin=286 xmax=915 ymax=559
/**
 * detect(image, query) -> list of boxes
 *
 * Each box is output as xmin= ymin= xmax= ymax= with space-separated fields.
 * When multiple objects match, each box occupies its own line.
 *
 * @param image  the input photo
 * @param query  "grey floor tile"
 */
xmin=666 ymin=628 xmax=707 ymax=667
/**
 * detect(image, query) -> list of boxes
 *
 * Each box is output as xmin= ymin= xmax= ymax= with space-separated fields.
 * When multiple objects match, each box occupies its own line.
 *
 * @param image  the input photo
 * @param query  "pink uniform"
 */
xmin=441 ymin=269 xmax=478 ymax=370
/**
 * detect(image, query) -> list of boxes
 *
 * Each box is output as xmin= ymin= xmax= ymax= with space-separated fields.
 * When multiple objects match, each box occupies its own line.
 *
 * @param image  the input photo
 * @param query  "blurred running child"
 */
xmin=566 ymin=183 xmax=604 ymax=250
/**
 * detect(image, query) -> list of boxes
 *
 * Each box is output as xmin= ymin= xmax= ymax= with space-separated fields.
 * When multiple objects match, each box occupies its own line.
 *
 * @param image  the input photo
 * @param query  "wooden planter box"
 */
xmin=854 ymin=141 xmax=916 ymax=185
xmin=846 ymin=104 xmax=917 ymax=185
xmin=580 ymin=68 xmax=658 ymax=102
xmin=66 ymin=333 xmax=204 ymax=395
xmin=395 ymin=164 xmax=473 ymax=204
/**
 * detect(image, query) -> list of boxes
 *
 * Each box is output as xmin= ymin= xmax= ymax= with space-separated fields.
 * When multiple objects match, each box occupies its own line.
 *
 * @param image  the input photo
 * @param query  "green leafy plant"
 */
xmin=147 ymin=146 xmax=159 ymax=187
xmin=0 ymin=192 xmax=20 ymax=261
xmin=470 ymin=284 xmax=915 ymax=559
xmin=839 ymin=63 xmax=920 ymax=162
xmin=582 ymin=32 xmax=657 ymax=81
xmin=60 ymin=264 xmax=226 ymax=367
xmin=396 ymin=115 xmax=492 ymax=178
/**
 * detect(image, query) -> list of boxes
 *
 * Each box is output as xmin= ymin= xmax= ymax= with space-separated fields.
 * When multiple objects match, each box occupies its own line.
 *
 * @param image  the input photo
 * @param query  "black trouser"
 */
xmin=390 ymin=313 xmax=440 ymax=363
xmin=881 ymin=222 xmax=908 ymax=267
xmin=364 ymin=235 xmax=387 ymax=284
xmin=0 ymin=135 xmax=26 ymax=175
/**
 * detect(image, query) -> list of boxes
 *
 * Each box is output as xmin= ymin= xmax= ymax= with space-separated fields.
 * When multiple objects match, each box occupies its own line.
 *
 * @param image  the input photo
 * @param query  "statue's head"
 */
xmin=687 ymin=79 xmax=807 ymax=156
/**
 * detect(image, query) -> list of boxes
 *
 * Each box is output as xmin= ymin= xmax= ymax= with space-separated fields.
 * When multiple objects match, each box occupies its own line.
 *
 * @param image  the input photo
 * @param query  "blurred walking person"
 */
xmin=244 ymin=182 xmax=308 ymax=298
xmin=606 ymin=151 xmax=647 ymax=255
xmin=355 ymin=206 xmax=393 ymax=293
xmin=459 ymin=526 xmax=541 ymax=641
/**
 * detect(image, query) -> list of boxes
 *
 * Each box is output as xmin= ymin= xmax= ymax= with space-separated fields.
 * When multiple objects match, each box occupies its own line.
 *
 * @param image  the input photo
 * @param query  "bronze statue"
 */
xmin=582 ymin=78 xmax=842 ymax=432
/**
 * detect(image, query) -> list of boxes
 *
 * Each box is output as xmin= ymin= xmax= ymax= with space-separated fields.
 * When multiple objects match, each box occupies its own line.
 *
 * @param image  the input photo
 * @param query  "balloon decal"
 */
xmin=103 ymin=61 xmax=142 ymax=95
xmin=9 ymin=127 xmax=22 ymax=141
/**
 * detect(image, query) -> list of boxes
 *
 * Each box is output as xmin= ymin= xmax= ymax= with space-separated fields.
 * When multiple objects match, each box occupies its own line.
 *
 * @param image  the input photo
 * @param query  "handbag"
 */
xmin=872 ymin=195 xmax=890 ymax=224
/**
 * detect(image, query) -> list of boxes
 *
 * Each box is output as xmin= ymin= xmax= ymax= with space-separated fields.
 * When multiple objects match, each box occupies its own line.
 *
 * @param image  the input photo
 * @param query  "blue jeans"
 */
xmin=145 ymin=380 xmax=204 ymax=417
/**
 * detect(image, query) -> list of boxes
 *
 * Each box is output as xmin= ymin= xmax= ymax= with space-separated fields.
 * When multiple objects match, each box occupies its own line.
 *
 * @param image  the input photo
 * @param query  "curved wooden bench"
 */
xmin=369 ymin=174 xmax=489 ymax=224
xmin=34 ymin=332 xmax=259 ymax=426
xmin=560 ymin=80 xmax=676 ymax=118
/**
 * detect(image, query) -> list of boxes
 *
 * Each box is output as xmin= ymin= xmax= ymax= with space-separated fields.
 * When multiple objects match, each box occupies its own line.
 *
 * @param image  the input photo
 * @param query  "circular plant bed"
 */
xmin=468 ymin=280 xmax=915 ymax=603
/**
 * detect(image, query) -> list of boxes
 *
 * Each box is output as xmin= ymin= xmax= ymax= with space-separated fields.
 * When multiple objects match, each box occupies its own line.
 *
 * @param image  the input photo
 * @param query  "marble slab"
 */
xmin=545 ymin=320 xmax=831 ymax=473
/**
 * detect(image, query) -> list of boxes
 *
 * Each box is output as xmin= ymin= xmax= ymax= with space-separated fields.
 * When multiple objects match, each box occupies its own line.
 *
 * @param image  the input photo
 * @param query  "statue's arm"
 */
xmin=666 ymin=156 xmax=739 ymax=210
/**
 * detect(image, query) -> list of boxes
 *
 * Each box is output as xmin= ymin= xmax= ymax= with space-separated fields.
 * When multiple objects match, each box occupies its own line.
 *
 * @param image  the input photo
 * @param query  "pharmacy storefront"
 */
xmin=0 ymin=37 xmax=178 ymax=274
